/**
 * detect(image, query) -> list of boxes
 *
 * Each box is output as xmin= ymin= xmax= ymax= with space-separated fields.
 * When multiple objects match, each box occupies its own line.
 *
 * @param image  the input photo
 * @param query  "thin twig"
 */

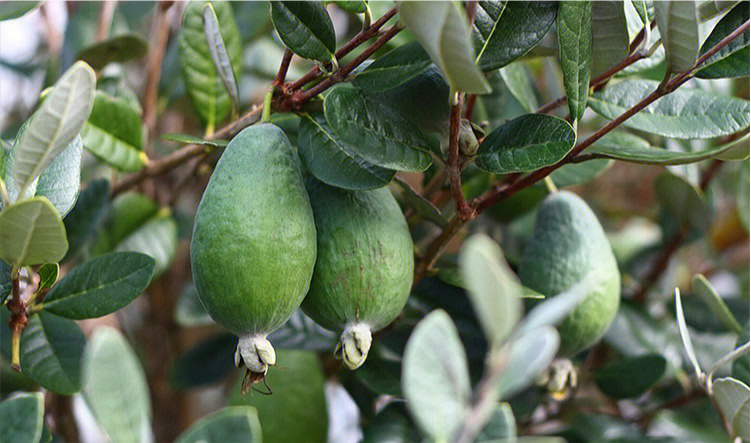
xmin=142 ymin=1 xmax=175 ymax=140
xmin=274 ymin=49 xmax=294 ymax=87
xmin=447 ymin=93 xmax=474 ymax=220
xmin=95 ymin=1 xmax=117 ymax=42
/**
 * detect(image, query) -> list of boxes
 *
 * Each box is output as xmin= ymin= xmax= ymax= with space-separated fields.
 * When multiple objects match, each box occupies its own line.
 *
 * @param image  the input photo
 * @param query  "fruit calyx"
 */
xmin=334 ymin=323 xmax=373 ymax=370
xmin=235 ymin=334 xmax=276 ymax=394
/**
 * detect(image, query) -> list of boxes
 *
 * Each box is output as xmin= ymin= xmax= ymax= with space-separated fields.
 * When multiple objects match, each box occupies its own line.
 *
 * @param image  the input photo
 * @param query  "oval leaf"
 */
xmin=269 ymin=309 xmax=338 ymax=351
xmin=733 ymin=397 xmax=750 ymax=441
xmin=63 ymin=179 xmax=110 ymax=261
xmin=591 ymin=1 xmax=629 ymax=78
xmin=179 ymin=1 xmax=243 ymax=128
xmin=170 ymin=333 xmax=235 ymax=390
xmin=0 ymin=392 xmax=44 ymax=443
xmin=80 ymin=91 xmax=147 ymax=172
xmin=475 ymin=114 xmax=577 ymax=174
xmin=713 ymin=376 xmax=750 ymax=434
xmin=557 ymin=0 xmax=592 ymax=122
xmin=692 ymin=274 xmax=743 ymax=333
xmin=0 ymin=197 xmax=68 ymax=267
xmin=77 ymin=33 xmax=148 ymax=71
xmin=20 ymin=311 xmax=86 ymax=395
xmin=298 ymin=113 xmax=395 ymax=190
xmin=696 ymin=1 xmax=750 ymax=79
xmin=472 ymin=1 xmax=558 ymax=71
xmin=34 ymin=136 xmax=82 ymax=217
xmin=496 ymin=325 xmax=560 ymax=400
xmin=654 ymin=0 xmax=699 ymax=76
xmin=402 ymin=309 xmax=471 ymax=441
xmin=655 ymin=172 xmax=711 ymax=231
xmin=392 ymin=176 xmax=447 ymax=228
xmin=398 ymin=1 xmax=491 ymax=94
xmin=353 ymin=41 xmax=433 ymax=93
xmin=84 ymin=327 xmax=152 ymax=443
xmin=37 ymin=263 xmax=59 ymax=291
xmin=176 ymin=407 xmax=262 ymax=443
xmin=499 ymin=62 xmax=539 ymax=113
xmin=12 ymin=61 xmax=95 ymax=200
xmin=113 ymin=213 xmax=178 ymax=278
xmin=270 ymin=0 xmax=336 ymax=63
xmin=323 ymin=86 xmax=434 ymax=172
xmin=589 ymin=79 xmax=750 ymax=139
xmin=593 ymin=354 xmax=667 ymax=399
xmin=39 ymin=252 xmax=155 ymax=319
xmin=203 ymin=3 xmax=240 ymax=110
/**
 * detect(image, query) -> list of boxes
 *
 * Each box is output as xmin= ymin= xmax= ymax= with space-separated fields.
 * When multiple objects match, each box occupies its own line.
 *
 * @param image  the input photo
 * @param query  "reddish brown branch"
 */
xmin=142 ymin=1 xmax=175 ymax=139
xmin=447 ymin=94 xmax=474 ymax=221
xmin=274 ymin=49 xmax=294 ymax=87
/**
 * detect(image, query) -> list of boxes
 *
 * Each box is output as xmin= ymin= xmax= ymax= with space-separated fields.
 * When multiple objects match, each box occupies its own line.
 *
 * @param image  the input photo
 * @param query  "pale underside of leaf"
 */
xmin=203 ymin=3 xmax=239 ymax=110
xmin=654 ymin=0 xmax=699 ymax=75
xmin=591 ymin=1 xmax=629 ymax=78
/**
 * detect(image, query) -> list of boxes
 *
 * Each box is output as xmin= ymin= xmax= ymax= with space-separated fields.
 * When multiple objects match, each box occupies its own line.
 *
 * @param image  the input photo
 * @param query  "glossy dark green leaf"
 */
xmin=324 ymin=86 xmax=434 ymax=172
xmin=270 ymin=0 xmax=336 ymax=63
xmin=696 ymin=1 xmax=750 ymax=79
xmin=84 ymin=327 xmax=152 ymax=443
xmin=403 ymin=310 xmax=470 ymax=441
xmin=298 ymin=113 xmax=395 ymax=191
xmin=20 ymin=311 xmax=85 ymax=394
xmin=34 ymin=136 xmax=82 ymax=218
xmin=174 ymin=283 xmax=214 ymax=327
xmin=332 ymin=0 xmax=367 ymax=14
xmin=39 ymin=252 xmax=155 ymax=319
xmin=593 ymin=354 xmax=667 ymax=398
xmin=0 ymin=392 xmax=44 ymax=443
xmin=37 ymin=263 xmax=58 ymax=291
xmin=472 ymin=1 xmax=558 ymax=71
xmin=698 ymin=0 xmax=742 ymax=21
xmin=591 ymin=1 xmax=629 ymax=78
xmin=176 ymin=407 xmax=262 ymax=443
xmin=113 ymin=213 xmax=178 ymax=278
xmin=269 ymin=309 xmax=337 ymax=351
xmin=81 ymin=91 xmax=147 ymax=172
xmin=161 ymin=133 xmax=229 ymax=148
xmin=77 ymin=33 xmax=148 ymax=71
xmin=0 ymin=1 xmax=39 ymax=21
xmin=398 ymin=1 xmax=490 ymax=94
xmin=557 ymin=1 xmax=592 ymax=122
xmin=475 ymin=114 xmax=577 ymax=174
xmin=179 ymin=1 xmax=243 ymax=129
xmin=499 ymin=63 xmax=539 ymax=113
xmin=170 ymin=333 xmax=235 ymax=390
xmin=655 ymin=172 xmax=711 ymax=231
xmin=589 ymin=79 xmax=750 ymax=139
xmin=89 ymin=192 xmax=159 ymax=256
xmin=654 ymin=0 xmax=699 ymax=76
xmin=203 ymin=3 xmax=240 ymax=110
xmin=392 ymin=176 xmax=447 ymax=228
xmin=0 ymin=197 xmax=68 ymax=267
xmin=353 ymin=42 xmax=432 ymax=92
xmin=63 ymin=179 xmax=110 ymax=261
xmin=588 ymin=131 xmax=750 ymax=165
xmin=0 ymin=260 xmax=11 ymax=304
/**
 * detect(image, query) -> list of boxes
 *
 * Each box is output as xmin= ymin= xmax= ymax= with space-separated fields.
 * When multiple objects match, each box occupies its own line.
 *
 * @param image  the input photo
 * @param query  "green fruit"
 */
xmin=519 ymin=191 xmax=621 ymax=356
xmin=190 ymin=124 xmax=316 ymax=380
xmin=302 ymin=178 xmax=414 ymax=369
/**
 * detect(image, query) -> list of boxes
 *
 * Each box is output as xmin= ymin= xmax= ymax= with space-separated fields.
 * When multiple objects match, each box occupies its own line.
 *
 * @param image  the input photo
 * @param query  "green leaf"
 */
xmin=37 ymin=263 xmax=59 ymax=291
xmin=174 ymin=283 xmax=214 ymax=327
xmin=76 ymin=33 xmax=148 ymax=71
xmin=63 ymin=179 xmax=110 ymax=261
xmin=588 ymin=131 xmax=751 ymax=165
xmin=39 ymin=252 xmax=155 ymax=319
xmin=398 ymin=1 xmax=491 ymax=94
xmin=352 ymin=41 xmax=432 ymax=92
xmin=402 ymin=309 xmax=471 ymax=441
xmin=472 ymin=1 xmax=558 ymax=71
xmin=179 ymin=1 xmax=243 ymax=128
xmin=496 ymin=325 xmax=560 ymax=400
xmin=589 ymin=79 xmax=750 ymax=139
xmin=476 ymin=403 xmax=516 ymax=441
xmin=0 ymin=1 xmax=39 ymax=21
xmin=203 ymin=3 xmax=240 ymax=110
xmin=0 ymin=260 xmax=11 ymax=304
xmin=632 ymin=0 xmax=654 ymax=23
xmin=593 ymin=354 xmax=667 ymax=399
xmin=323 ymin=86 xmax=433 ymax=172
xmin=362 ymin=403 xmax=421 ymax=443
xmin=113 ymin=213 xmax=178 ymax=278
xmin=298 ymin=113 xmax=395 ymax=190
xmin=34 ymin=136 xmax=82 ymax=218
xmin=550 ymin=159 xmax=612 ymax=188
xmin=89 ymin=192 xmax=159 ymax=256
xmin=0 ymin=197 xmax=68 ymax=267
xmin=475 ymin=114 xmax=577 ymax=174
xmin=269 ymin=309 xmax=338 ymax=351
xmin=733 ymin=397 xmax=750 ymax=441
xmin=655 ymin=172 xmax=711 ymax=231
xmin=392 ymin=176 xmax=447 ymax=228
xmin=591 ymin=1 xmax=629 ymax=78
xmin=459 ymin=234 xmax=522 ymax=347
xmin=557 ymin=0 xmax=592 ymax=122
xmin=12 ymin=61 xmax=95 ymax=200
xmin=20 ymin=311 xmax=85 ymax=394
xmin=696 ymin=1 xmax=750 ymax=79
xmin=692 ymin=274 xmax=743 ymax=333
xmin=176 ymin=407 xmax=262 ymax=443
xmin=737 ymin=159 xmax=750 ymax=231
xmin=698 ymin=0 xmax=741 ymax=21
xmin=170 ymin=333 xmax=235 ymax=390
xmin=654 ymin=0 xmax=699 ymax=75
xmin=81 ymin=91 xmax=147 ymax=172
xmin=162 ymin=133 xmax=228 ymax=148
xmin=333 ymin=0 xmax=368 ymax=14
xmin=0 ymin=392 xmax=44 ymax=443
xmin=713 ymin=376 xmax=750 ymax=436
xmin=499 ymin=63 xmax=539 ymax=113
xmin=734 ymin=324 xmax=750 ymax=384
xmin=83 ymin=327 xmax=152 ymax=443
xmin=270 ymin=0 xmax=336 ymax=63
xmin=675 ymin=288 xmax=703 ymax=378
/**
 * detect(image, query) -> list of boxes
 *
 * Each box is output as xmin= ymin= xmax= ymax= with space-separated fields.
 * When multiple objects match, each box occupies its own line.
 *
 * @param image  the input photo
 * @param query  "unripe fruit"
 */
xmin=302 ymin=178 xmax=414 ymax=369
xmin=190 ymin=124 xmax=316 ymax=387
xmin=520 ymin=191 xmax=621 ymax=356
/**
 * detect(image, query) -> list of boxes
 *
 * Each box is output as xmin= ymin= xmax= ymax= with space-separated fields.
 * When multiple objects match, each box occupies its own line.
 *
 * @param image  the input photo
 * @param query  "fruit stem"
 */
xmin=335 ymin=323 xmax=372 ymax=370
xmin=543 ymin=176 xmax=558 ymax=194
xmin=261 ymin=86 xmax=274 ymax=123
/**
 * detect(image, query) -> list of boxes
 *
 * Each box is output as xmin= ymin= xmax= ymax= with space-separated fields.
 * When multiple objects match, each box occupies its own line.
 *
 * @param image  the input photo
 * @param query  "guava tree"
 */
xmin=0 ymin=1 xmax=749 ymax=442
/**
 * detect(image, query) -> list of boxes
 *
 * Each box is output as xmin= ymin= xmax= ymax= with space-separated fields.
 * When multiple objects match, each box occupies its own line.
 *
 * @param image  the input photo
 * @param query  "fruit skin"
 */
xmin=519 ymin=191 xmax=621 ymax=356
xmin=190 ymin=124 xmax=316 ymax=376
xmin=302 ymin=178 xmax=414 ymax=369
